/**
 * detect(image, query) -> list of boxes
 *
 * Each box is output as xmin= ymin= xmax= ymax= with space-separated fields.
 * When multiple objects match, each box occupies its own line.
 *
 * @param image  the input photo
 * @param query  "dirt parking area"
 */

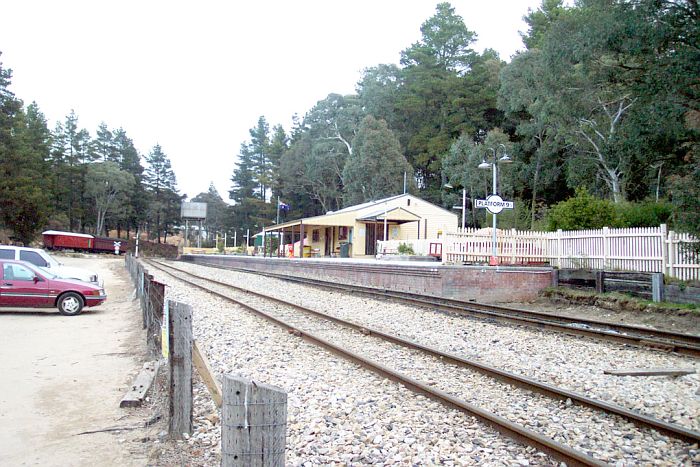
xmin=0 ymin=254 xmax=156 ymax=466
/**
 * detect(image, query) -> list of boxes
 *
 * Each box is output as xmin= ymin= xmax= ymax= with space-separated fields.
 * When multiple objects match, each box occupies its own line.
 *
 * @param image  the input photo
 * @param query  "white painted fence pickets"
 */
xmin=443 ymin=224 xmax=698 ymax=280
xmin=379 ymin=224 xmax=698 ymax=281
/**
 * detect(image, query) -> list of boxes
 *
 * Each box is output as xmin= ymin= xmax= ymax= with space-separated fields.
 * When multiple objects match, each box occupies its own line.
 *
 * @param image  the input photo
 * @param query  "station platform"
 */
xmin=180 ymin=254 xmax=553 ymax=303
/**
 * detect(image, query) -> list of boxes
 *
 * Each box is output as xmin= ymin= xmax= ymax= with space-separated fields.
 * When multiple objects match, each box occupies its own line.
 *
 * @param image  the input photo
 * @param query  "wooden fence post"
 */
xmin=602 ymin=226 xmax=610 ymax=269
xmin=556 ymin=229 xmax=563 ymax=269
xmin=667 ymin=230 xmax=675 ymax=279
xmin=595 ymin=271 xmax=605 ymax=294
xmin=222 ymin=375 xmax=287 ymax=467
xmin=660 ymin=224 xmax=668 ymax=275
xmin=652 ymin=273 xmax=664 ymax=303
xmin=551 ymin=268 xmax=559 ymax=288
xmin=169 ymin=301 xmax=193 ymax=438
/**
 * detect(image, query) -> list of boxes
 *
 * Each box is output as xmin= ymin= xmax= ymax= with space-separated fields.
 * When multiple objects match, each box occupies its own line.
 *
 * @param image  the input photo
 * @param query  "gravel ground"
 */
xmin=151 ymin=260 xmax=700 ymax=466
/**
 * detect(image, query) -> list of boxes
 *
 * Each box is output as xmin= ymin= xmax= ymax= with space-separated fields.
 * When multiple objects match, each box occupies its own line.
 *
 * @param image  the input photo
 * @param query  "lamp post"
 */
xmin=444 ymin=183 xmax=467 ymax=230
xmin=478 ymin=144 xmax=512 ymax=265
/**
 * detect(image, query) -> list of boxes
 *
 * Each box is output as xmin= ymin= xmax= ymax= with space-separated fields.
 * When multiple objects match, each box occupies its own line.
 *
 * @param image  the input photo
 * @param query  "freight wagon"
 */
xmin=42 ymin=230 xmax=130 ymax=254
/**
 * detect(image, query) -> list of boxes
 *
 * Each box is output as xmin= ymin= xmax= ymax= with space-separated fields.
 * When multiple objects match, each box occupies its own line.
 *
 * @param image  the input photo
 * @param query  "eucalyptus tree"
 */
xmin=278 ymin=133 xmax=321 ymax=217
xmin=499 ymin=47 xmax=571 ymax=227
xmin=442 ymin=129 xmax=518 ymax=228
xmin=503 ymin=0 xmax=697 ymax=204
xmin=519 ymin=0 xmax=568 ymax=50
xmin=85 ymin=161 xmax=134 ymax=235
xmin=277 ymin=94 xmax=364 ymax=213
xmin=303 ymin=93 xmax=364 ymax=196
xmin=356 ymin=64 xmax=403 ymax=131
xmin=395 ymin=3 xmax=506 ymax=202
xmin=342 ymin=116 xmax=413 ymax=206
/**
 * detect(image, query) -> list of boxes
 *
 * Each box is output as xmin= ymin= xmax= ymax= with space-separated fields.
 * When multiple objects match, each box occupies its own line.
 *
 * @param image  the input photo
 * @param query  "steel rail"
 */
xmin=182 ymin=259 xmax=700 ymax=357
xmin=146 ymin=259 xmax=604 ymax=466
xmin=149 ymin=259 xmax=700 ymax=445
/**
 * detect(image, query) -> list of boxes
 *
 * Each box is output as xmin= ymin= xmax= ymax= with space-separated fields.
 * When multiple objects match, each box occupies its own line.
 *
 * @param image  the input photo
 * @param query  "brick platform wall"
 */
xmin=181 ymin=255 xmax=552 ymax=303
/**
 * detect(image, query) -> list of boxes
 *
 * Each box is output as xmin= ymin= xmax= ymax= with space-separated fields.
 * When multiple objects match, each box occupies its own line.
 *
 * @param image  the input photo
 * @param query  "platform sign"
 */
xmin=475 ymin=194 xmax=514 ymax=214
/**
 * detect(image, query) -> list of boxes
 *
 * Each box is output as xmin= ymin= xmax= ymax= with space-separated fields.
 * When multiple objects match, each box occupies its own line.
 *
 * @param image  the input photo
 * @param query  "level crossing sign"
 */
xmin=475 ymin=194 xmax=514 ymax=214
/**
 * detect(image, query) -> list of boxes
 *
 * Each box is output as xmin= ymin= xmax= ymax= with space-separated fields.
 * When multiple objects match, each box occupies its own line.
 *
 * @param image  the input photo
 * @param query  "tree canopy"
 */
xmin=2 ymin=1 xmax=699 ymax=246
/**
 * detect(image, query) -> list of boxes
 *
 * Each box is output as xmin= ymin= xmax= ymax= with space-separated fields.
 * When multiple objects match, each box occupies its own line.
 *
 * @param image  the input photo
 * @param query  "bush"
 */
xmin=546 ymin=188 xmax=620 ymax=230
xmin=616 ymin=200 xmax=673 ymax=227
xmin=397 ymin=243 xmax=415 ymax=255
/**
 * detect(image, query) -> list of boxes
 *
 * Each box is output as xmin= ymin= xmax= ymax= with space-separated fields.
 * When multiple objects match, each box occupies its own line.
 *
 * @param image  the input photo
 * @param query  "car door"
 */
xmin=0 ymin=263 xmax=49 ymax=307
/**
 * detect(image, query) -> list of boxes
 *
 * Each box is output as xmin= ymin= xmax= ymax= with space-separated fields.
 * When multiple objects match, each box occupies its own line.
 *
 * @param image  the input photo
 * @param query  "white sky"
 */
xmin=1 ymin=1 xmax=545 ymax=201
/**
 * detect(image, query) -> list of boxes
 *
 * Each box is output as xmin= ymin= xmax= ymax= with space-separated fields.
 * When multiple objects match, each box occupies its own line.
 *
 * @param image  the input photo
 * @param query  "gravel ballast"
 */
xmin=151 ymin=261 xmax=700 ymax=465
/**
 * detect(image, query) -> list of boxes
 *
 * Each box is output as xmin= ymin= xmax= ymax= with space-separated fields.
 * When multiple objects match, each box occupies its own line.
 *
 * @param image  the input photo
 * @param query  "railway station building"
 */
xmin=262 ymin=194 xmax=458 ymax=258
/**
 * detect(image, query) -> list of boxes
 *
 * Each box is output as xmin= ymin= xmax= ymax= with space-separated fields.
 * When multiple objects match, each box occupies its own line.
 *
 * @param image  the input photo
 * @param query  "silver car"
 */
xmin=0 ymin=245 xmax=103 ymax=287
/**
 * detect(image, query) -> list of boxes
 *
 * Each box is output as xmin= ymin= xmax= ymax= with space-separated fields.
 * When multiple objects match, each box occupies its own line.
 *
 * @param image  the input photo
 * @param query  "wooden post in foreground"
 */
xmin=168 ymin=301 xmax=193 ymax=438
xmin=651 ymin=272 xmax=664 ymax=303
xmin=551 ymin=268 xmax=559 ymax=288
xmin=595 ymin=270 xmax=605 ymax=294
xmin=222 ymin=376 xmax=287 ymax=467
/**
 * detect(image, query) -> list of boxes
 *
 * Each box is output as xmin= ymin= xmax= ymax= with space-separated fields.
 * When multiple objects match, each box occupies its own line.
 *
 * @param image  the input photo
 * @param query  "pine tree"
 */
xmin=113 ymin=128 xmax=146 ymax=237
xmin=144 ymin=144 xmax=179 ymax=242
xmin=0 ymin=57 xmax=52 ymax=244
xmin=249 ymin=116 xmax=271 ymax=200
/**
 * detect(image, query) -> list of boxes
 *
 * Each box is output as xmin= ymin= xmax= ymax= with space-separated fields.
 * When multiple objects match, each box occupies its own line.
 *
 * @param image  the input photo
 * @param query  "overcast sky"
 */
xmin=1 ymin=1 xmax=546 ymax=201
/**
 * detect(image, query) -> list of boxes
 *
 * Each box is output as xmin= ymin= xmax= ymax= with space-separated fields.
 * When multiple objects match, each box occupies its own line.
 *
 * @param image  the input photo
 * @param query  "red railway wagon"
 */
xmin=42 ymin=230 xmax=94 ymax=250
xmin=93 ymin=236 xmax=130 ymax=254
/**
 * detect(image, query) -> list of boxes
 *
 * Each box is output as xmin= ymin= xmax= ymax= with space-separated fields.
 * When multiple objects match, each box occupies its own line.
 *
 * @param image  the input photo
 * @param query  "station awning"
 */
xmin=357 ymin=207 xmax=421 ymax=224
xmin=264 ymin=210 xmax=357 ymax=232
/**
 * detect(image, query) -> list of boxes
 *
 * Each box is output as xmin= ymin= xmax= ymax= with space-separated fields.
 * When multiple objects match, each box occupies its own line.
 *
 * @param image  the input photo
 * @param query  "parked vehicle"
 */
xmin=0 ymin=245 xmax=103 ymax=286
xmin=0 ymin=260 xmax=106 ymax=315
xmin=42 ymin=230 xmax=129 ymax=255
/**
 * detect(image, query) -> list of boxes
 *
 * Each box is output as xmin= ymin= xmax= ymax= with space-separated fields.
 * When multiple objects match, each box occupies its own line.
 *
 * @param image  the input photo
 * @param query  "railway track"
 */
xmin=182 ymin=258 xmax=700 ymax=358
xmin=147 ymin=259 xmax=700 ymax=466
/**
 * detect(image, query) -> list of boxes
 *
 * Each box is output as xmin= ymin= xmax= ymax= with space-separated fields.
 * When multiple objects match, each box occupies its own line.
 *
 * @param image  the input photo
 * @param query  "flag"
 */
xmin=279 ymin=201 xmax=290 ymax=211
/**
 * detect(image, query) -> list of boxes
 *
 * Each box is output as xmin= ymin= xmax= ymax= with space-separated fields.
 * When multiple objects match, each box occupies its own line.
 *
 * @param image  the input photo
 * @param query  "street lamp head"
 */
xmin=478 ymin=160 xmax=492 ymax=170
xmin=498 ymin=154 xmax=513 ymax=164
xmin=444 ymin=183 xmax=454 ymax=189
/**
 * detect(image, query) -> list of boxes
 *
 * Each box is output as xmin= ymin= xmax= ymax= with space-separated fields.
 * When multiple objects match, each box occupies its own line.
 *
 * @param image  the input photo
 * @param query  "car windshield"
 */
xmin=36 ymin=266 xmax=58 ymax=279
xmin=44 ymin=253 xmax=61 ymax=267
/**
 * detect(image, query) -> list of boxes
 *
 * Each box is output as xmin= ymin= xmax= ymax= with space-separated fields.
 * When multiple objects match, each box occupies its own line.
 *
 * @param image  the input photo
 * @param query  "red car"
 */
xmin=0 ymin=260 xmax=107 ymax=316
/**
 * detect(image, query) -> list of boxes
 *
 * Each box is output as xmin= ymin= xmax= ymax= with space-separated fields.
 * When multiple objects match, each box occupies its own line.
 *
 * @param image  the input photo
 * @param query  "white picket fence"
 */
xmin=376 ymin=239 xmax=435 ymax=256
xmin=381 ymin=225 xmax=699 ymax=281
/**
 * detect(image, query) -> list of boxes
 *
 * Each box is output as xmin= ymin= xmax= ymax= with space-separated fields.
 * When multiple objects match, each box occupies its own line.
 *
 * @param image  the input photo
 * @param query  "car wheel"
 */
xmin=57 ymin=292 xmax=84 ymax=316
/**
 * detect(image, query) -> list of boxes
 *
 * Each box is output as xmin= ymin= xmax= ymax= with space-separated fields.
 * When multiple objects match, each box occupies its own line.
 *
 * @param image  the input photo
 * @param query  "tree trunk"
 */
xmin=531 ymin=151 xmax=542 ymax=230
xmin=608 ymin=168 xmax=623 ymax=203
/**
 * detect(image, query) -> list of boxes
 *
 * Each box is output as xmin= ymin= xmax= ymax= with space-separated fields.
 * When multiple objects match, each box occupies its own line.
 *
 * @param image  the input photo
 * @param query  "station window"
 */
xmin=312 ymin=230 xmax=319 ymax=242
